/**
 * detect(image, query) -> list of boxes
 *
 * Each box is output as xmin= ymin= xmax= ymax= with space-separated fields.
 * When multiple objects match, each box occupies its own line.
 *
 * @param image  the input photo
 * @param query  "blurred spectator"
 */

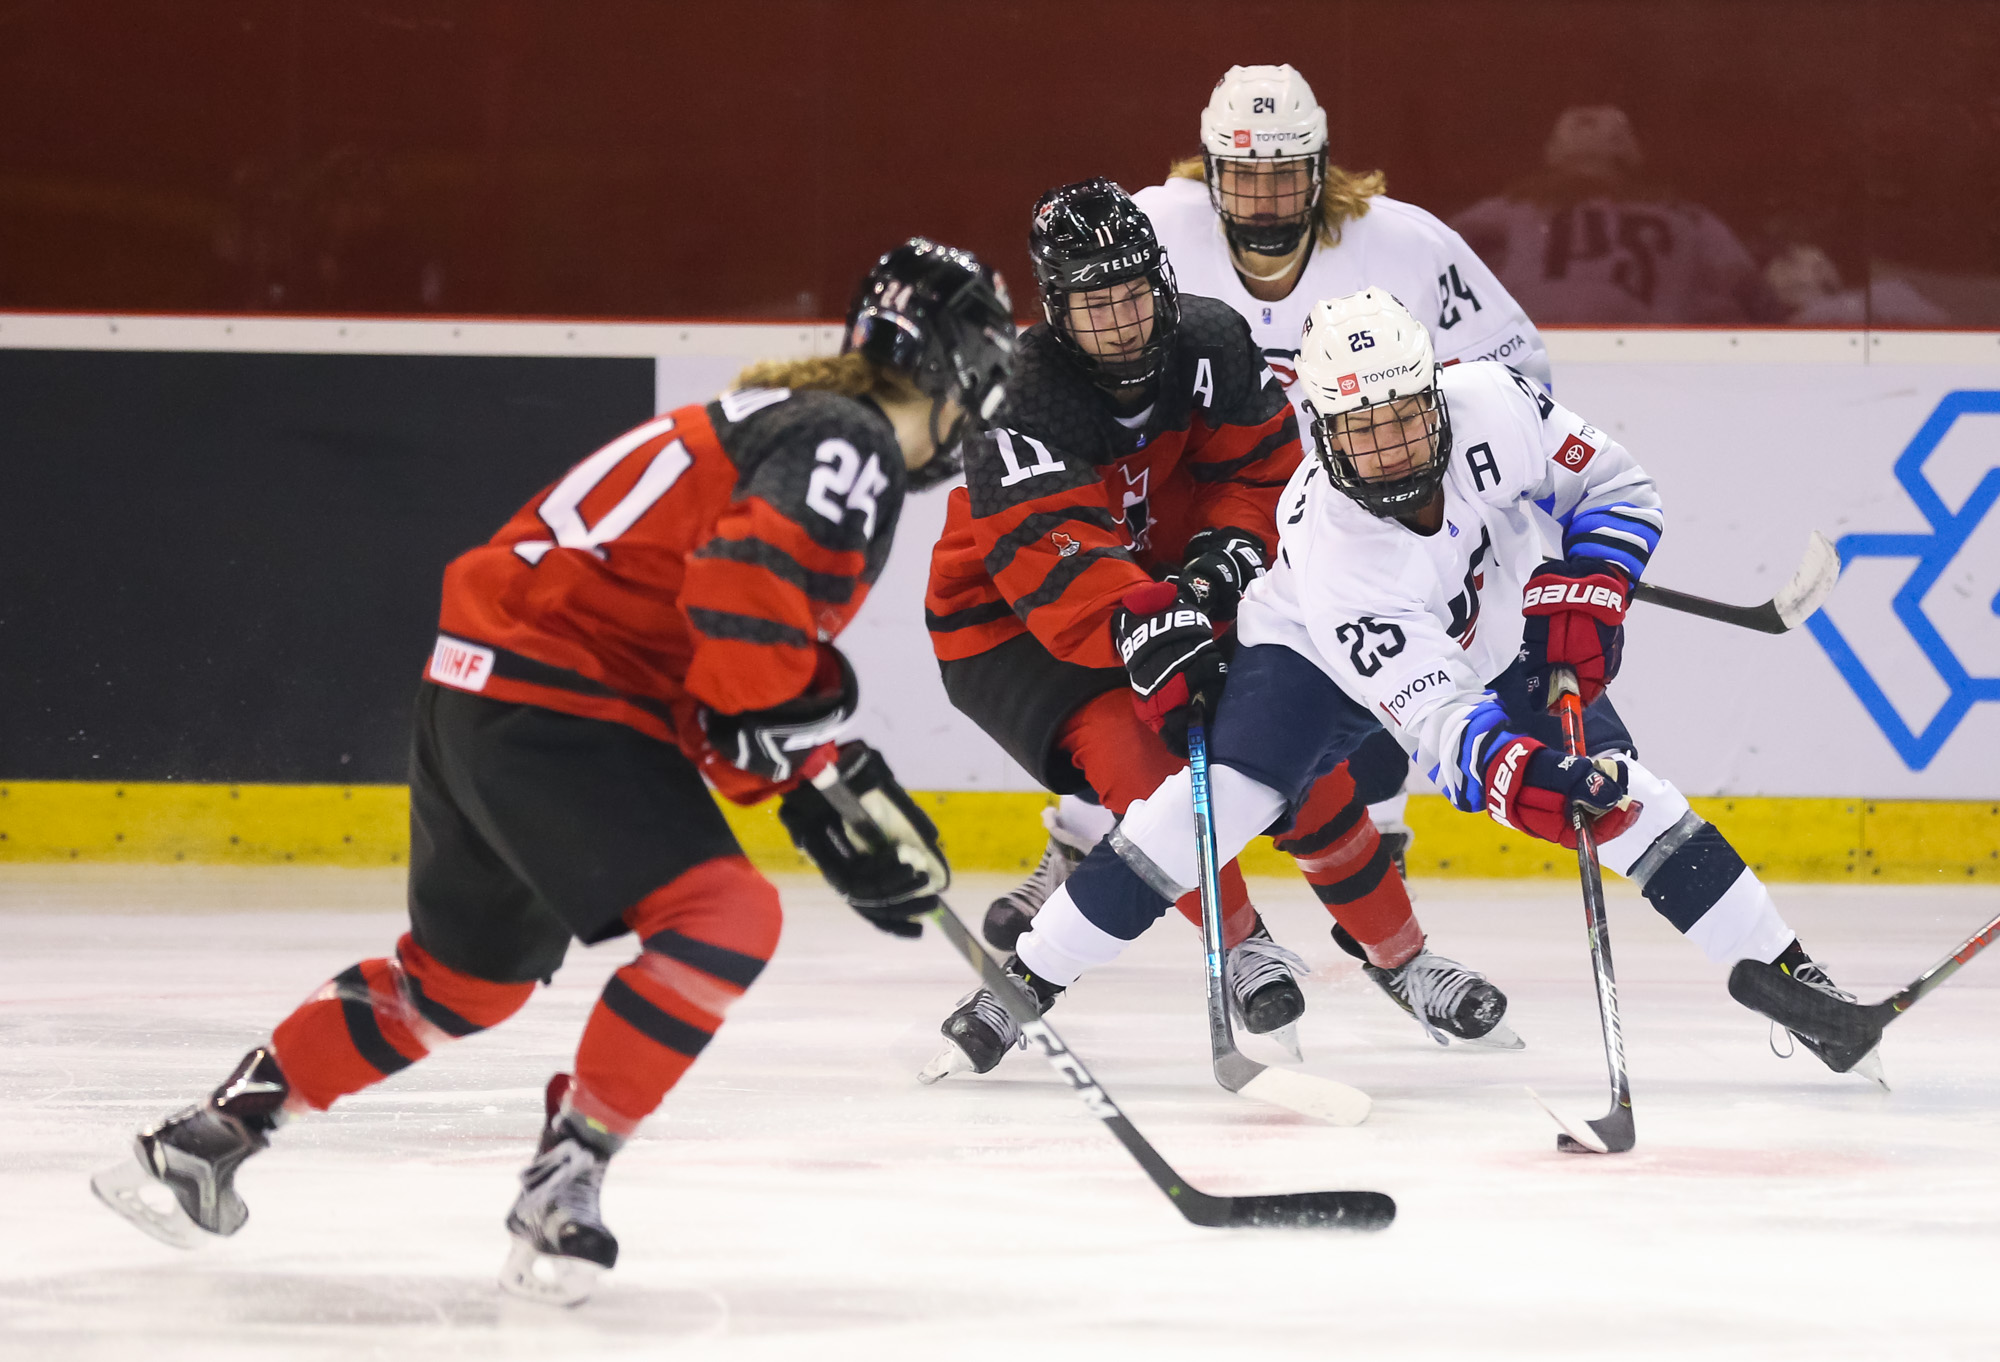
xmin=1453 ymin=106 xmax=1776 ymax=324
xmin=1765 ymin=242 xmax=1948 ymax=326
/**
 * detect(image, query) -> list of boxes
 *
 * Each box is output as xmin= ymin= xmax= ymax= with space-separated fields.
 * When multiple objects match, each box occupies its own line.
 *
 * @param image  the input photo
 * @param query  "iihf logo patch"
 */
xmin=1555 ymin=433 xmax=1597 ymax=471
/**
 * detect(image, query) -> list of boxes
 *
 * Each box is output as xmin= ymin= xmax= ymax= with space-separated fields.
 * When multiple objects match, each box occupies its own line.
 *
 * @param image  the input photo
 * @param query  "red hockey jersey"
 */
xmin=926 ymin=295 xmax=1301 ymax=671
xmin=429 ymin=385 xmax=904 ymax=801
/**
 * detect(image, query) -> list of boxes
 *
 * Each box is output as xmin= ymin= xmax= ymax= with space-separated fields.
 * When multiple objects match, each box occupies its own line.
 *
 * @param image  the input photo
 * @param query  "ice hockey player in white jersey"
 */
xmin=964 ymin=289 xmax=1883 ymax=1084
xmin=986 ymin=65 xmax=1541 ymax=941
xmin=1136 ymin=64 xmax=1550 ymax=425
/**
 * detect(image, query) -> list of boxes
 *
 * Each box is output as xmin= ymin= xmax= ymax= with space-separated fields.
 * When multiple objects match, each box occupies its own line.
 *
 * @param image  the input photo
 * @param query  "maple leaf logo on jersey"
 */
xmin=1051 ymin=531 xmax=1080 ymax=558
xmin=1555 ymin=433 xmax=1597 ymax=471
xmin=1337 ymin=373 xmax=1360 ymax=397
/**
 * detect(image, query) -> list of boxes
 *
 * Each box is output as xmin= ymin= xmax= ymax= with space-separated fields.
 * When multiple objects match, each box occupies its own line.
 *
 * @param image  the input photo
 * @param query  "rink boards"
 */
xmin=0 ymin=779 xmax=1994 ymax=884
xmin=1 ymin=314 xmax=1997 ymax=880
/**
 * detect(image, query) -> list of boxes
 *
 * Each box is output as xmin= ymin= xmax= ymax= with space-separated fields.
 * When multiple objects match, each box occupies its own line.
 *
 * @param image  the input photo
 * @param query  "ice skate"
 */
xmin=983 ymin=805 xmax=1095 ymax=951
xmin=1336 ymin=925 xmax=1521 ymax=1048
xmin=91 ymin=1046 xmax=289 ymax=1248
xmin=1228 ymin=919 xmax=1309 ymax=1060
xmin=500 ymin=1074 xmax=622 ymax=1307
xmin=1735 ymin=949 xmax=1888 ymax=1089
xmin=919 ymin=957 xmax=1064 ymax=1080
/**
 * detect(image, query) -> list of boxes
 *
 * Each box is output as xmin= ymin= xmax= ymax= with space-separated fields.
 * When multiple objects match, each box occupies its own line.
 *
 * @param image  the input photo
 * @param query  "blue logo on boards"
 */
xmin=1807 ymin=390 xmax=2000 ymax=769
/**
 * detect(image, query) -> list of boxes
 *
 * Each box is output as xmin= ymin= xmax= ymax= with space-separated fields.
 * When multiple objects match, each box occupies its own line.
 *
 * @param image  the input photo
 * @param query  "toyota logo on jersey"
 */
xmin=1555 ymin=433 xmax=1598 ymax=471
xmin=1233 ymin=129 xmax=1252 ymax=148
xmin=1337 ymin=373 xmax=1360 ymax=397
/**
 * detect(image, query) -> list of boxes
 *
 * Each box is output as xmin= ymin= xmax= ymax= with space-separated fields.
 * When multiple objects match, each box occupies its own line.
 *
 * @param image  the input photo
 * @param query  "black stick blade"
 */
xmin=1556 ymin=1104 xmax=1636 ymax=1155
xmin=1220 ymin=1191 xmax=1397 ymax=1231
xmin=1728 ymin=959 xmax=1890 ymax=1059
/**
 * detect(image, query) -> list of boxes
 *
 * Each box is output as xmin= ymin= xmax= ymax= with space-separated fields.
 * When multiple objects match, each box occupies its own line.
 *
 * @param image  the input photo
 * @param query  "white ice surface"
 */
xmin=3 ymin=866 xmax=1997 ymax=1361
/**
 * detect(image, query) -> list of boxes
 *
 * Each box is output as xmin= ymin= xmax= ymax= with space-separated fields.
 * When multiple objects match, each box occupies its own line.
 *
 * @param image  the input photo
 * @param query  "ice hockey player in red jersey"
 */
xmin=922 ymin=180 xmax=1514 ymax=1078
xmin=90 ymin=240 xmax=1015 ymax=1305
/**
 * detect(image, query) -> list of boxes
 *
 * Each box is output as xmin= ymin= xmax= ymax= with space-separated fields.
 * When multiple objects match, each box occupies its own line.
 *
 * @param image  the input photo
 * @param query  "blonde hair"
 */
xmin=731 ymin=351 xmax=885 ymax=396
xmin=1169 ymin=154 xmax=1386 ymax=248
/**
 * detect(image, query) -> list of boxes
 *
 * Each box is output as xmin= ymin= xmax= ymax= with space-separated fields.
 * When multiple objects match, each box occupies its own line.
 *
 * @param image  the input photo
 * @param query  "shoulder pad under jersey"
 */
xmin=983 ymin=326 xmax=1125 ymax=466
xmin=1169 ymin=294 xmax=1287 ymax=424
xmin=708 ymin=387 xmax=907 ymax=570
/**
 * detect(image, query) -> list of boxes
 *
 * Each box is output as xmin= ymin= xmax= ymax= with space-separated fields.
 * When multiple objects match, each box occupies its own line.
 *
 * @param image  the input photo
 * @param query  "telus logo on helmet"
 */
xmin=1065 ymin=251 xmax=1152 ymax=285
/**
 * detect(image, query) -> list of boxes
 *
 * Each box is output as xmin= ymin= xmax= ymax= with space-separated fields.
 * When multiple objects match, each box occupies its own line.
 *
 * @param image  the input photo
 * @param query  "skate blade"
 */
xmin=1238 ymin=1066 xmax=1371 ymax=1126
xmin=917 ymin=1044 xmax=974 ymax=1085
xmin=499 ymin=1236 xmax=604 ymax=1308
xmin=1462 ymin=1020 xmax=1526 ymax=1051
xmin=1241 ymin=1021 xmax=1305 ymax=1064
xmin=1849 ymin=1046 xmax=1889 ymax=1091
xmin=90 ymin=1155 xmax=206 ymax=1249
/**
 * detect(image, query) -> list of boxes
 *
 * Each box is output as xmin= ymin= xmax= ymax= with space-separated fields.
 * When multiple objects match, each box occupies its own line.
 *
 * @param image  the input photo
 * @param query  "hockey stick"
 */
xmin=1533 ymin=668 xmax=1636 ymax=1155
xmin=1632 ymin=530 xmax=1839 ymax=634
xmin=1727 ymin=908 xmax=2000 ymax=1065
xmin=1186 ymin=722 xmax=1372 ymax=1127
xmin=810 ymin=770 xmax=1394 ymax=1231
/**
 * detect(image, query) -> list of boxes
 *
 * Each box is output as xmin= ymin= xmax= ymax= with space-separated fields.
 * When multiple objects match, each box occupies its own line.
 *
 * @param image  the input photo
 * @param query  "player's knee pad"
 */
xmin=1272 ymin=766 xmax=1365 ymax=860
xmin=270 ymin=940 xmax=534 ymax=1111
xmin=623 ymin=855 xmax=781 ymax=1019
xmin=394 ymin=933 xmax=536 ymax=1038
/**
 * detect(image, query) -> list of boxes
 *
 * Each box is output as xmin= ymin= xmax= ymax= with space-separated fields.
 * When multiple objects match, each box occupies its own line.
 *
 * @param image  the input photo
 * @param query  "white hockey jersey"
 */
xmin=1235 ymin=360 xmax=1661 ymax=811
xmin=1133 ymin=177 xmax=1552 ymax=436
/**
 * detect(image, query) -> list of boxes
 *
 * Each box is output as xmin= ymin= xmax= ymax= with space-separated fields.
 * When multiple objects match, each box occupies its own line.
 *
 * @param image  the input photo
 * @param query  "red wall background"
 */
xmin=2 ymin=0 xmax=1995 ymax=321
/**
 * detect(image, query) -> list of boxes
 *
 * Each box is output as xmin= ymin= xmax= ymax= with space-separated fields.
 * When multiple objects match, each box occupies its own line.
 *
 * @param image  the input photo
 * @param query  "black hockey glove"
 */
xmin=700 ymin=644 xmax=857 ymax=784
xmin=778 ymin=741 xmax=950 ymax=938
xmin=1111 ymin=580 xmax=1226 ymax=758
xmin=1177 ymin=526 xmax=1267 ymax=623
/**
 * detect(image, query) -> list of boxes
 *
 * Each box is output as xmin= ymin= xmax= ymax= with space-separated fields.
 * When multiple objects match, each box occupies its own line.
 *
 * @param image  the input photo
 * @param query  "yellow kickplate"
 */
xmin=0 ymin=782 xmax=1992 ymax=883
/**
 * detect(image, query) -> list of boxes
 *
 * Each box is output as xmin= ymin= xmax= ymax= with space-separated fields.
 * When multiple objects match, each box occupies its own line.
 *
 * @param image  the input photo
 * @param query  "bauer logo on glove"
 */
xmin=1520 ymin=558 xmax=1630 ymax=706
xmin=1110 ymin=581 xmax=1227 ymax=757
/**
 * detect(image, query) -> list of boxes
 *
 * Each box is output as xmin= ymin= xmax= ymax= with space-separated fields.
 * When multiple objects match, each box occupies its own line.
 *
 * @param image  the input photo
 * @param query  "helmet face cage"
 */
xmin=1029 ymin=178 xmax=1181 ymax=397
xmin=1204 ymin=149 xmax=1326 ymax=257
xmin=845 ymin=239 xmax=1016 ymax=490
xmin=1310 ymin=388 xmax=1454 ymax=517
xmin=1043 ymin=254 xmax=1181 ymax=395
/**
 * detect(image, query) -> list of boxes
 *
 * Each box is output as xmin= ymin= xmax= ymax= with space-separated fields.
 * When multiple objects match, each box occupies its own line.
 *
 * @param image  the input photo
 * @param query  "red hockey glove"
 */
xmin=1482 ymin=734 xmax=1640 ymax=849
xmin=1519 ymin=558 xmax=1629 ymax=706
xmin=699 ymin=643 xmax=855 ymax=785
xmin=1110 ymin=580 xmax=1226 ymax=758
xmin=1177 ymin=526 xmax=1267 ymax=623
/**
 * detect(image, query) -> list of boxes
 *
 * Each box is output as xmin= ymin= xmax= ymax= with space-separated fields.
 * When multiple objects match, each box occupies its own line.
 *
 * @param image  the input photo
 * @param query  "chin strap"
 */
xmin=1232 ymin=248 xmax=1307 ymax=282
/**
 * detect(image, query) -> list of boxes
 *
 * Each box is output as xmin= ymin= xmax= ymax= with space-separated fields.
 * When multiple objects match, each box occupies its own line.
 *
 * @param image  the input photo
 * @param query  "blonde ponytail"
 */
xmin=1168 ymin=154 xmax=1386 ymax=248
xmin=731 ymin=351 xmax=882 ymax=396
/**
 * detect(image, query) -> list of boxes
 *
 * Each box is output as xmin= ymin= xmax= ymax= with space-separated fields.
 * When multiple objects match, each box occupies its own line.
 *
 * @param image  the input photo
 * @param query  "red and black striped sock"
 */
xmin=568 ymin=855 xmax=782 ymax=1138
xmin=269 ymin=933 xmax=534 ymax=1111
xmin=1275 ymin=766 xmax=1423 ymax=969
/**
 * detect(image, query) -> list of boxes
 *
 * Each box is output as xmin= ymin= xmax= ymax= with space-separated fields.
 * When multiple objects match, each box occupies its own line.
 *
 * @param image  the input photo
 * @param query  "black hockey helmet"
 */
xmin=1028 ymin=178 xmax=1181 ymax=396
xmin=844 ymin=238 xmax=1015 ymax=491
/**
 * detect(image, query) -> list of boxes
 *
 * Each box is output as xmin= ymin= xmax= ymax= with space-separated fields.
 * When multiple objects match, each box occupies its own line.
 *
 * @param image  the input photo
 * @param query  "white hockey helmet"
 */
xmin=1198 ymin=64 xmax=1328 ymax=256
xmin=1296 ymin=288 xmax=1453 ymax=517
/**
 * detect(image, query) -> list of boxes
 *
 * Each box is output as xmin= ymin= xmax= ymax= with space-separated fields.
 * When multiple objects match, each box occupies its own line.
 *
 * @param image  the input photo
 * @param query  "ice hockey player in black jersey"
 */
xmin=923 ymin=182 xmax=1515 ymax=1076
